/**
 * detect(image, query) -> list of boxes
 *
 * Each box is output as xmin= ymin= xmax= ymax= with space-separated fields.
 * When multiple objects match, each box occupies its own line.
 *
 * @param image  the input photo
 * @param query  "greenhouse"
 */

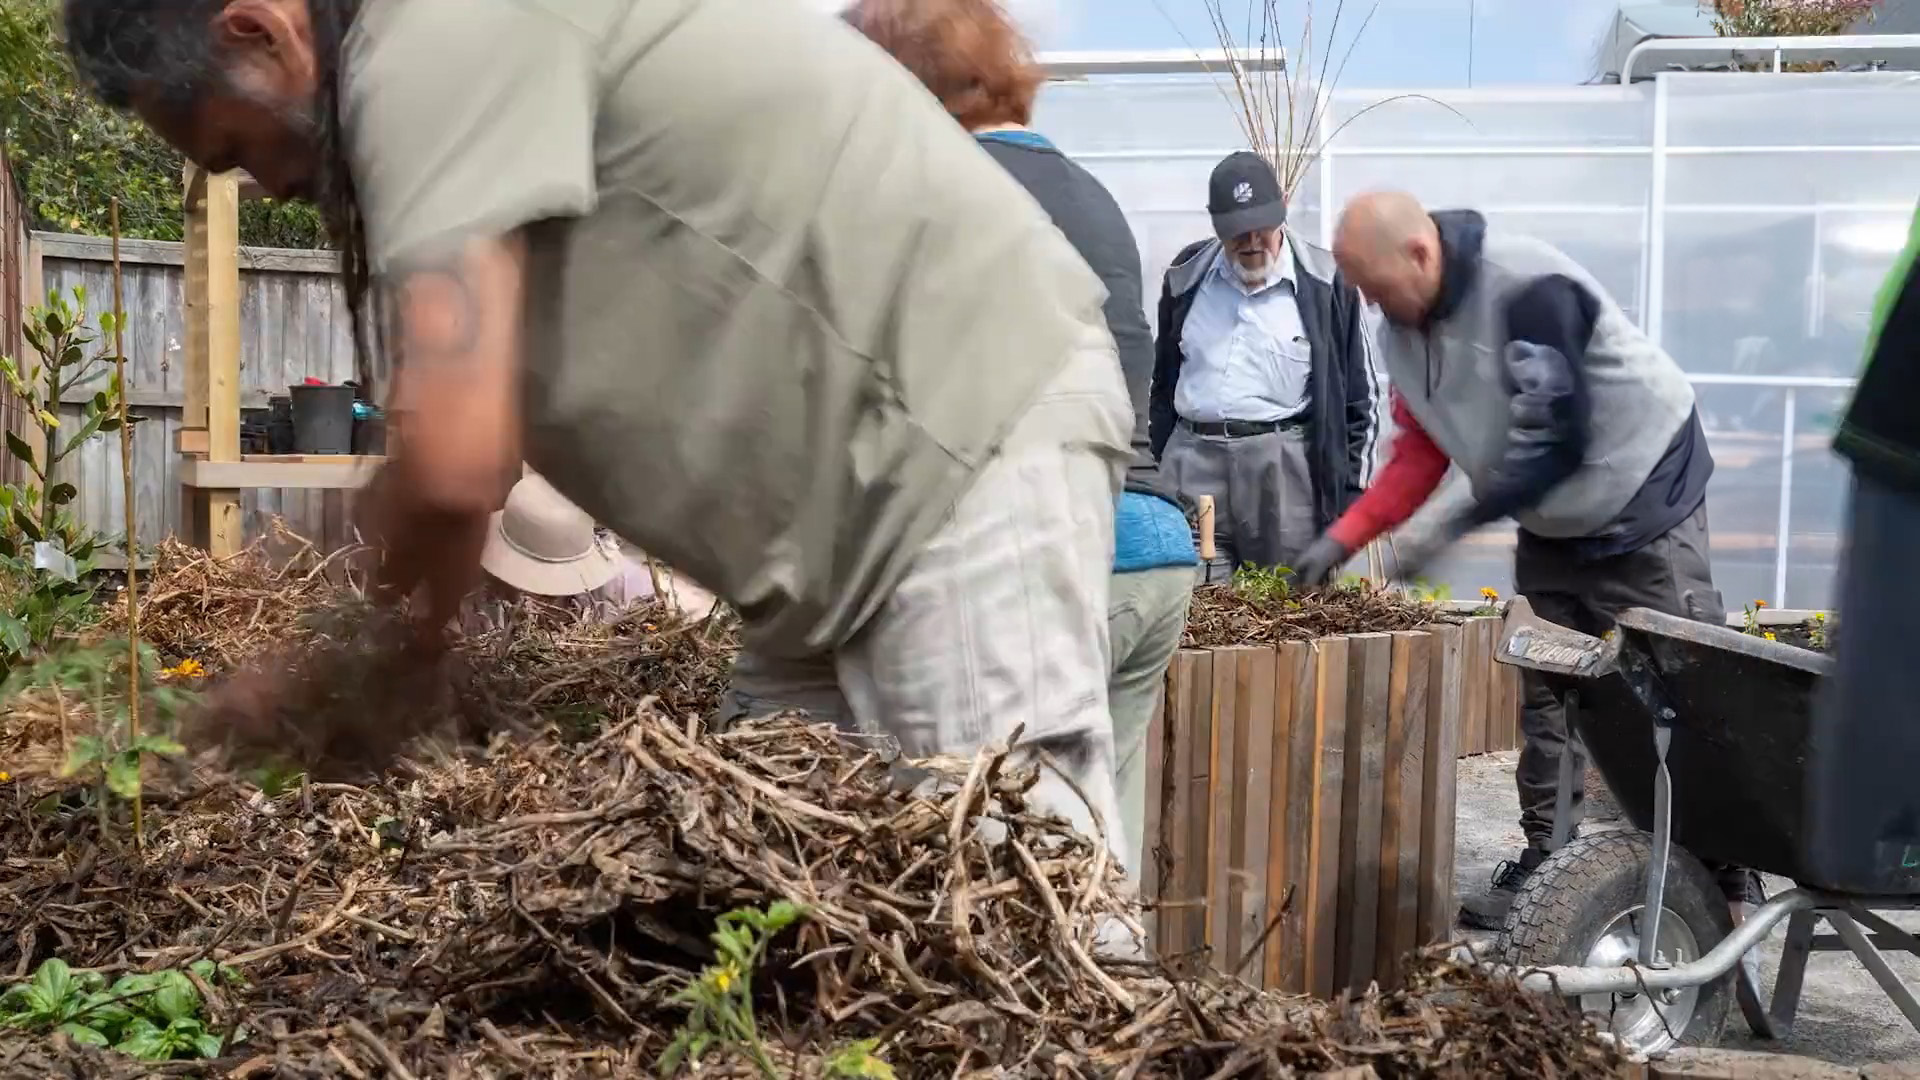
xmin=1035 ymin=46 xmax=1920 ymax=609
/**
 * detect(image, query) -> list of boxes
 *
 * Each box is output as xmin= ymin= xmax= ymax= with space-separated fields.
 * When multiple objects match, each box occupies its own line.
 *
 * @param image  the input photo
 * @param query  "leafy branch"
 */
xmin=0 ymin=0 xmax=326 ymax=247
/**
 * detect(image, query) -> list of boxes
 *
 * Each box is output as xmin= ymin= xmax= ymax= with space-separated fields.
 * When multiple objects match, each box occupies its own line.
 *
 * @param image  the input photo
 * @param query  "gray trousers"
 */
xmin=1160 ymin=422 xmax=1317 ymax=583
xmin=1109 ymin=564 xmax=1197 ymax=875
xmin=1512 ymin=501 xmax=1725 ymax=849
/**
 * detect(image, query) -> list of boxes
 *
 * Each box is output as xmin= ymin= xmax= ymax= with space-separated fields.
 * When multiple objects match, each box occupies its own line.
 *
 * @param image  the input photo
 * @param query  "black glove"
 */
xmin=1390 ymin=512 xmax=1474 ymax=585
xmin=1290 ymin=533 xmax=1350 ymax=588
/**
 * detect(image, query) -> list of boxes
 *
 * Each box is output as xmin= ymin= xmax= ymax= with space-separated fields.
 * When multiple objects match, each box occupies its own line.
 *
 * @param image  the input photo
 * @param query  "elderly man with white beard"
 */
xmin=1150 ymin=151 xmax=1382 ymax=582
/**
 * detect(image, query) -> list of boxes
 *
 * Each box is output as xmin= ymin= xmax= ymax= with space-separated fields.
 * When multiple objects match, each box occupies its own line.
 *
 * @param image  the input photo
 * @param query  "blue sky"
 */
xmin=1028 ymin=0 xmax=1634 ymax=87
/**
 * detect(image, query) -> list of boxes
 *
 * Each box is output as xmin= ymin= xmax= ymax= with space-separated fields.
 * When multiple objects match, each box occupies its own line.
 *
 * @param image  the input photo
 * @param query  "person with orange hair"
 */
xmin=844 ymin=0 xmax=1199 ymax=879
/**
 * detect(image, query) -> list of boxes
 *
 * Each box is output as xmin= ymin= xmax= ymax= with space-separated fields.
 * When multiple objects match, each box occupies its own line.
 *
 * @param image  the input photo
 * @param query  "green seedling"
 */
xmin=0 ymin=958 xmax=245 ymax=1062
xmin=1230 ymin=563 xmax=1296 ymax=606
xmin=3 ymin=640 xmax=193 ymax=839
xmin=660 ymin=901 xmax=811 ymax=1078
xmin=823 ymin=1039 xmax=896 ymax=1079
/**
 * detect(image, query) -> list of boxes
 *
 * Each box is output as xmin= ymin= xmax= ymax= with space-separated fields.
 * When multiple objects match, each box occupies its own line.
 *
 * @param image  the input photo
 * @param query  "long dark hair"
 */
xmin=62 ymin=0 xmax=384 ymax=397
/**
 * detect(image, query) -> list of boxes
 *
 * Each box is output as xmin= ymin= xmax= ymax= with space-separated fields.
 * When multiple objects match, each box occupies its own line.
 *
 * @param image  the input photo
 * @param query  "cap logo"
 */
xmin=1233 ymin=181 xmax=1254 ymax=204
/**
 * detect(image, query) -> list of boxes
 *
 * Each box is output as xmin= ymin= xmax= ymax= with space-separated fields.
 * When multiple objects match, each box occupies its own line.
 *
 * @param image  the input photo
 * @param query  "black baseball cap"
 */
xmin=1207 ymin=150 xmax=1288 ymax=242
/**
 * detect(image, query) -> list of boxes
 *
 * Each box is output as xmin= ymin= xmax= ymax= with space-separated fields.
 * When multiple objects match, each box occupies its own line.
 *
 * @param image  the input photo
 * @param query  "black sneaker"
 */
xmin=1460 ymin=847 xmax=1546 ymax=930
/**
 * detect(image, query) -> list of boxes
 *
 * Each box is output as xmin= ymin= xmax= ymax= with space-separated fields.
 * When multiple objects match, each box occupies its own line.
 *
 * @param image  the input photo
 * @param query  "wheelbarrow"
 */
xmin=1485 ymin=598 xmax=1920 ymax=1055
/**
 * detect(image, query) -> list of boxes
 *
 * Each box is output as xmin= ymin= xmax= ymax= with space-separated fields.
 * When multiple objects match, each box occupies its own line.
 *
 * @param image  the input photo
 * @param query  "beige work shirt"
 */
xmin=343 ymin=0 xmax=1108 ymax=655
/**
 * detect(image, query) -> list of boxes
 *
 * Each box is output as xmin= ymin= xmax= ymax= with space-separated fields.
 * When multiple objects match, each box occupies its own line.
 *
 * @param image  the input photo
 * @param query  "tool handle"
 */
xmin=1196 ymin=495 xmax=1216 ymax=562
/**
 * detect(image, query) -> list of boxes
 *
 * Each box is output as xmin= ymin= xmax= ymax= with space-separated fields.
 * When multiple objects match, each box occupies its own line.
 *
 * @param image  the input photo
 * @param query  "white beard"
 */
xmin=1232 ymin=259 xmax=1274 ymax=288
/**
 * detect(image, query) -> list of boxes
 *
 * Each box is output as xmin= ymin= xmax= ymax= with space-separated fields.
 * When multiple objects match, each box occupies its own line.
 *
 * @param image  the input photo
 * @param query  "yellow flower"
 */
xmin=1753 ymin=600 xmax=1768 ymax=609
xmin=163 ymin=658 xmax=207 ymax=679
xmin=0 ymin=772 xmax=12 ymax=783
xmin=1814 ymin=612 xmax=1826 ymax=623
xmin=710 ymin=962 xmax=740 ymax=994
xmin=1479 ymin=587 xmax=1499 ymax=601
xmin=1764 ymin=631 xmax=1777 ymax=641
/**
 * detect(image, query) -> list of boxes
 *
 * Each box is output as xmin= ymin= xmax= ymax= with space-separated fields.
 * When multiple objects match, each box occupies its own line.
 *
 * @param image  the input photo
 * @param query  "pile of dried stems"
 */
xmin=1185 ymin=582 xmax=1450 ymax=648
xmin=0 ymin=715 xmax=1617 ymax=1077
xmin=0 ymin=536 xmax=1617 ymax=1077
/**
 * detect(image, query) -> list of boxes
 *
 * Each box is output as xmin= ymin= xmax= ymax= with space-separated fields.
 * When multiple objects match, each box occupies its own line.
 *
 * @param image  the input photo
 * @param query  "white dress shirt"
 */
xmin=1174 ymin=239 xmax=1313 ymax=424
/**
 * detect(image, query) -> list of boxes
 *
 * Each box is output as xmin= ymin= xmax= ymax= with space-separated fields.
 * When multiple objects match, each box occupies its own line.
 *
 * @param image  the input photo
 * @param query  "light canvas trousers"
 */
xmin=722 ymin=326 xmax=1136 ymax=870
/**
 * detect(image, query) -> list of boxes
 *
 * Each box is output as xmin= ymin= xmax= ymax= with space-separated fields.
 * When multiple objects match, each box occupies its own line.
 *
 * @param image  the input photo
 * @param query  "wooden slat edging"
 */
xmin=1235 ymin=648 xmax=1279 ymax=983
xmin=1266 ymin=642 xmax=1314 ymax=994
xmin=1488 ymin=618 xmax=1512 ymax=751
xmin=1420 ymin=624 xmax=1465 ymax=943
xmin=1157 ymin=650 xmax=1211 ymax=963
xmin=1460 ymin=617 xmax=1492 ymax=756
xmin=1378 ymin=631 xmax=1431 ymax=988
xmin=1305 ymin=636 xmax=1349 ymax=999
xmin=1336 ymin=633 xmax=1393 ymax=991
xmin=1141 ymin=672 xmax=1167 ymax=944
xmin=1185 ymin=649 xmax=1215 ymax=969
xmin=1205 ymin=648 xmax=1248 ymax=969
xmin=1157 ymin=625 xmax=1471 ymax=992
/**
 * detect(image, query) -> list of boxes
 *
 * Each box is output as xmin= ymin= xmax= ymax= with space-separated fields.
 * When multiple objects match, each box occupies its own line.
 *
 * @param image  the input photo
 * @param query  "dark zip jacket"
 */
xmin=1149 ymin=237 xmax=1381 ymax=530
xmin=976 ymin=131 xmax=1181 ymax=509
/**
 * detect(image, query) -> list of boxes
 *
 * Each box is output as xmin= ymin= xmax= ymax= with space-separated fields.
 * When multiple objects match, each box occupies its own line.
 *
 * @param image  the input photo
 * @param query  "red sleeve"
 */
xmin=1327 ymin=394 xmax=1451 ymax=552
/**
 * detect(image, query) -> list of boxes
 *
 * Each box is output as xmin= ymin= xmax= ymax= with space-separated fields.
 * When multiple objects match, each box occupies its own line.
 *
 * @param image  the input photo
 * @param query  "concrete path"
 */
xmin=1452 ymin=752 xmax=1920 ymax=1067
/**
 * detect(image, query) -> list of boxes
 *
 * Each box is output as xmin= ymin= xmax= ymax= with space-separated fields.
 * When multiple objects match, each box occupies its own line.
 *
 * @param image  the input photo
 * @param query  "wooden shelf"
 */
xmin=180 ymin=454 xmax=384 ymax=491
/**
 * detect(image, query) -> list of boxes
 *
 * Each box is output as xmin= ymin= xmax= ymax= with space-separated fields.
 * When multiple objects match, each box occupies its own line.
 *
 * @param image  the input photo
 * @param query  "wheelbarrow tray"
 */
xmin=1519 ymin=606 xmax=1920 ymax=896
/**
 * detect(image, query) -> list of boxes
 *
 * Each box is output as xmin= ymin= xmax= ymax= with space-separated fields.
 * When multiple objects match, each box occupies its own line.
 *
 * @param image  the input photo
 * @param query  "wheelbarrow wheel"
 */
xmin=1500 ymin=830 xmax=1735 ymax=1055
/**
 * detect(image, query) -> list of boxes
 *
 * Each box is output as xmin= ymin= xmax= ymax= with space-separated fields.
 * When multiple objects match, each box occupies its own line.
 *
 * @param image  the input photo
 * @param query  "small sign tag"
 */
xmin=32 ymin=541 xmax=77 ymax=583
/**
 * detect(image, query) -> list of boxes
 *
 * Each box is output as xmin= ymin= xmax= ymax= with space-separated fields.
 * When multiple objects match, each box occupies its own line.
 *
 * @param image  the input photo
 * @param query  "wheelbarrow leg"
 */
xmin=1639 ymin=721 xmax=1675 ymax=968
xmin=1764 ymin=908 xmax=1817 ymax=1038
xmin=1736 ymin=944 xmax=1781 ymax=1039
xmin=1828 ymin=910 xmax=1920 ymax=1034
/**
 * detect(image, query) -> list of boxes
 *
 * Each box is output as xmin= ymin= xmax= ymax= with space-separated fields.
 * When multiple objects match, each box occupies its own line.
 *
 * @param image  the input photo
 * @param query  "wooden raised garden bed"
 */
xmin=1144 ymin=613 xmax=1521 ymax=995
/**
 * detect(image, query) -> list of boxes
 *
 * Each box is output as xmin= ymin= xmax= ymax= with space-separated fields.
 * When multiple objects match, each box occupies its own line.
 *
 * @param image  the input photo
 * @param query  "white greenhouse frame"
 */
xmin=1034 ymin=35 xmax=1920 ymax=608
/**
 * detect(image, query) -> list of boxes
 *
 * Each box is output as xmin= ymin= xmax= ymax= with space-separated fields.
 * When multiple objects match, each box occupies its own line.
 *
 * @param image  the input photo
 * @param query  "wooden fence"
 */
xmin=1 ymin=154 xmax=29 ymax=489
xmin=1145 ymin=615 xmax=1520 ymax=995
xmin=29 ymin=232 xmax=359 ymax=553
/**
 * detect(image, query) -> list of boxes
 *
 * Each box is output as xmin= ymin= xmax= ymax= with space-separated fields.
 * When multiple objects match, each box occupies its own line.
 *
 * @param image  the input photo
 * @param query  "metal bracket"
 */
xmin=1640 ymin=720 xmax=1675 ymax=969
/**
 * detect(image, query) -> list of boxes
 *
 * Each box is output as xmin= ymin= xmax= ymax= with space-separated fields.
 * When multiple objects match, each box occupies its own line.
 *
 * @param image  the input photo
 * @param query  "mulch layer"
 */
xmin=0 ymin=536 xmax=1623 ymax=1078
xmin=1184 ymin=582 xmax=1454 ymax=649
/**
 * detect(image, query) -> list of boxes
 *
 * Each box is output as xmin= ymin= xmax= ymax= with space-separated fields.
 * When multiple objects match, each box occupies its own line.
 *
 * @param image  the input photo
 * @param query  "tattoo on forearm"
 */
xmin=397 ymin=256 xmax=483 ymax=363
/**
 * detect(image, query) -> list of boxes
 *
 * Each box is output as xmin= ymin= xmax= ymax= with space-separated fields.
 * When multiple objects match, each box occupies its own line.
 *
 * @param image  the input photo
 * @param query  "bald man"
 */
xmin=1293 ymin=192 xmax=1743 ymax=930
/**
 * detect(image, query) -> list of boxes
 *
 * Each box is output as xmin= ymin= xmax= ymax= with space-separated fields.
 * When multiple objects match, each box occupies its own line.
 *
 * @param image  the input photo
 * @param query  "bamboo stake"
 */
xmin=111 ymin=199 xmax=143 ymax=848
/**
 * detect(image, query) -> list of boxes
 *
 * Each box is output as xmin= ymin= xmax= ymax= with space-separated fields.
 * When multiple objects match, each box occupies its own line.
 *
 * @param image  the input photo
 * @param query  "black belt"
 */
xmin=1181 ymin=417 xmax=1305 ymax=438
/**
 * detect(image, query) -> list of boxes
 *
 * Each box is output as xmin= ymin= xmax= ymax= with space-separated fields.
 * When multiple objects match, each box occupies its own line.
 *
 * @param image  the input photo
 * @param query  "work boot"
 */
xmin=1715 ymin=865 xmax=1766 ymax=910
xmin=1459 ymin=846 xmax=1548 ymax=930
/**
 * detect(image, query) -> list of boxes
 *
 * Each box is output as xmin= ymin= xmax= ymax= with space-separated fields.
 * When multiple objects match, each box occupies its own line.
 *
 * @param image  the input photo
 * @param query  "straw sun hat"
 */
xmin=480 ymin=473 xmax=623 ymax=597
